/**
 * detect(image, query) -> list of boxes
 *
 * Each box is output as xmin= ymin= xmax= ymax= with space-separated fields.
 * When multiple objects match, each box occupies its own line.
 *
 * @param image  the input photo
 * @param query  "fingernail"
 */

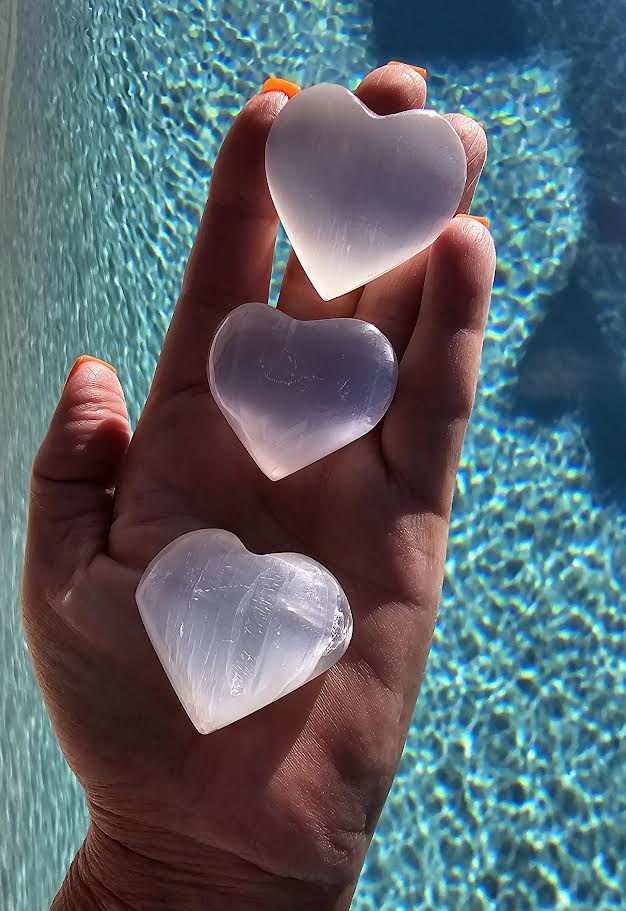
xmin=261 ymin=77 xmax=300 ymax=99
xmin=66 ymin=355 xmax=116 ymax=386
xmin=388 ymin=61 xmax=428 ymax=80
xmin=458 ymin=214 xmax=490 ymax=229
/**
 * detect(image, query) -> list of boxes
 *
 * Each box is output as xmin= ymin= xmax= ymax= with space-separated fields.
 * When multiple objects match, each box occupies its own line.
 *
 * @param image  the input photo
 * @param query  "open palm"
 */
xmin=23 ymin=65 xmax=495 ymax=910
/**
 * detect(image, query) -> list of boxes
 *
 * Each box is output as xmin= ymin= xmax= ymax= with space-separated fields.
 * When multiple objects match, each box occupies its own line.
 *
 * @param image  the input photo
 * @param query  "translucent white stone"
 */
xmin=136 ymin=530 xmax=353 ymax=734
xmin=265 ymin=83 xmax=467 ymax=301
xmin=208 ymin=302 xmax=398 ymax=480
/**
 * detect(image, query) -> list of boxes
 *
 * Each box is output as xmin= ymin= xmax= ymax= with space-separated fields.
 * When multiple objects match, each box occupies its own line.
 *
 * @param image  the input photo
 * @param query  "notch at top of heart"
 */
xmin=265 ymin=83 xmax=467 ymax=302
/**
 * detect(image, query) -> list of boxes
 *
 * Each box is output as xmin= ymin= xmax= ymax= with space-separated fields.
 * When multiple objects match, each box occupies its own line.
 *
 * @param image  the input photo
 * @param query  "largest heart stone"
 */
xmin=136 ymin=530 xmax=353 ymax=734
xmin=265 ymin=83 xmax=467 ymax=301
xmin=208 ymin=303 xmax=398 ymax=480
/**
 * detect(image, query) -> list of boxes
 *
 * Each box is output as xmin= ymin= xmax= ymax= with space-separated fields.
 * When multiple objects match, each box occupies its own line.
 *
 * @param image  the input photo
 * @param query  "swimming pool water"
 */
xmin=1 ymin=1 xmax=625 ymax=907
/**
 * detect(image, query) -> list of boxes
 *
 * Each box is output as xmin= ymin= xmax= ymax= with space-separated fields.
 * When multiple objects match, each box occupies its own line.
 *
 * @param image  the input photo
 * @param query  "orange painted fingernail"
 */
xmin=67 ymin=355 xmax=116 ymax=385
xmin=458 ymin=214 xmax=490 ymax=229
xmin=261 ymin=78 xmax=300 ymax=99
xmin=388 ymin=61 xmax=428 ymax=80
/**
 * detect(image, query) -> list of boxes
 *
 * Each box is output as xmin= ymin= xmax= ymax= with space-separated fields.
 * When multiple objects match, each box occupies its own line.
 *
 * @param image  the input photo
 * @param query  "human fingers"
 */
xmin=24 ymin=357 xmax=129 ymax=611
xmin=381 ymin=216 xmax=496 ymax=520
xmin=354 ymin=116 xmax=487 ymax=355
xmin=151 ymin=87 xmax=291 ymax=401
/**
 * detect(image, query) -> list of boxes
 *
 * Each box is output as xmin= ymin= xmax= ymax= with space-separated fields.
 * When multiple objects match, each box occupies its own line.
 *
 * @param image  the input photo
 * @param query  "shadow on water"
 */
xmin=372 ymin=0 xmax=534 ymax=64
xmin=372 ymin=0 xmax=626 ymax=505
xmin=514 ymin=264 xmax=626 ymax=504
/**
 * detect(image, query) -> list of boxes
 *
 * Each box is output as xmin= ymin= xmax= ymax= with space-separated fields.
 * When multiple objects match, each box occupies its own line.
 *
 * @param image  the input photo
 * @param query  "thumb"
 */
xmin=24 ymin=356 xmax=131 ymax=606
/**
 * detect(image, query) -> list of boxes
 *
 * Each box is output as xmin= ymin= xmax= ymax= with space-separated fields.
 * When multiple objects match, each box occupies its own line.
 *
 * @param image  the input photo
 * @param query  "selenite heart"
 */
xmin=136 ymin=530 xmax=353 ymax=734
xmin=208 ymin=303 xmax=398 ymax=480
xmin=265 ymin=83 xmax=467 ymax=301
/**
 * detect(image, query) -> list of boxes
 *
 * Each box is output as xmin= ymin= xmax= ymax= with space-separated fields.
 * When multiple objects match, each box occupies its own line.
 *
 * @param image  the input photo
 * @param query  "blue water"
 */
xmin=1 ymin=1 xmax=625 ymax=908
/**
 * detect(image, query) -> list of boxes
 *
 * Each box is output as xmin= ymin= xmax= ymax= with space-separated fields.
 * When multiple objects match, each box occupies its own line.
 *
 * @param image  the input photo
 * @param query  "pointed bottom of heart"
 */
xmin=136 ymin=530 xmax=353 ymax=734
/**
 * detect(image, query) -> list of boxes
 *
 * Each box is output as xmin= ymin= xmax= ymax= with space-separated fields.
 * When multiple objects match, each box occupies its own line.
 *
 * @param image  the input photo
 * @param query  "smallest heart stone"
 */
xmin=208 ymin=303 xmax=398 ymax=480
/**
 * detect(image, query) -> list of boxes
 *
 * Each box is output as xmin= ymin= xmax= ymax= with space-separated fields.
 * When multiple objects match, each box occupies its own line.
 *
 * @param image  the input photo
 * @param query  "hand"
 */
xmin=23 ymin=65 xmax=495 ymax=911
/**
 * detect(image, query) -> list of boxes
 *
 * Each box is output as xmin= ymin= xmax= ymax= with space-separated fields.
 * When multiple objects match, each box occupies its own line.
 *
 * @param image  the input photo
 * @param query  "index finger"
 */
xmin=151 ymin=88 xmax=290 ymax=401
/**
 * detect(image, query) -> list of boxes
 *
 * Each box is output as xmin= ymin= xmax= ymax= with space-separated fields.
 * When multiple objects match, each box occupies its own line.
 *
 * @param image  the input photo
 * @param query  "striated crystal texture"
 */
xmin=265 ymin=83 xmax=467 ymax=301
xmin=208 ymin=302 xmax=398 ymax=480
xmin=136 ymin=530 xmax=353 ymax=734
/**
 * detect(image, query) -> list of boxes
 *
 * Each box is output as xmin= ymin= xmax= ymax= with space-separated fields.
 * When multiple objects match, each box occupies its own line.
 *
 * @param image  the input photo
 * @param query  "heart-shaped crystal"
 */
xmin=136 ymin=530 xmax=352 ymax=733
xmin=208 ymin=303 xmax=398 ymax=480
xmin=265 ymin=83 xmax=467 ymax=301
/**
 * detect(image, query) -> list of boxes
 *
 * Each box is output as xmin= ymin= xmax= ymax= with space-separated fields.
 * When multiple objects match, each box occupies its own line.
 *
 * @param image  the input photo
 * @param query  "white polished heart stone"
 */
xmin=136 ymin=530 xmax=352 ymax=734
xmin=208 ymin=303 xmax=398 ymax=480
xmin=266 ymin=83 xmax=467 ymax=301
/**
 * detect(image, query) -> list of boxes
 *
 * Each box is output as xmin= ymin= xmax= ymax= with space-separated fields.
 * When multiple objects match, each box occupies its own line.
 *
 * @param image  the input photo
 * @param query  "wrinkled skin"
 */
xmin=23 ymin=65 xmax=495 ymax=910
